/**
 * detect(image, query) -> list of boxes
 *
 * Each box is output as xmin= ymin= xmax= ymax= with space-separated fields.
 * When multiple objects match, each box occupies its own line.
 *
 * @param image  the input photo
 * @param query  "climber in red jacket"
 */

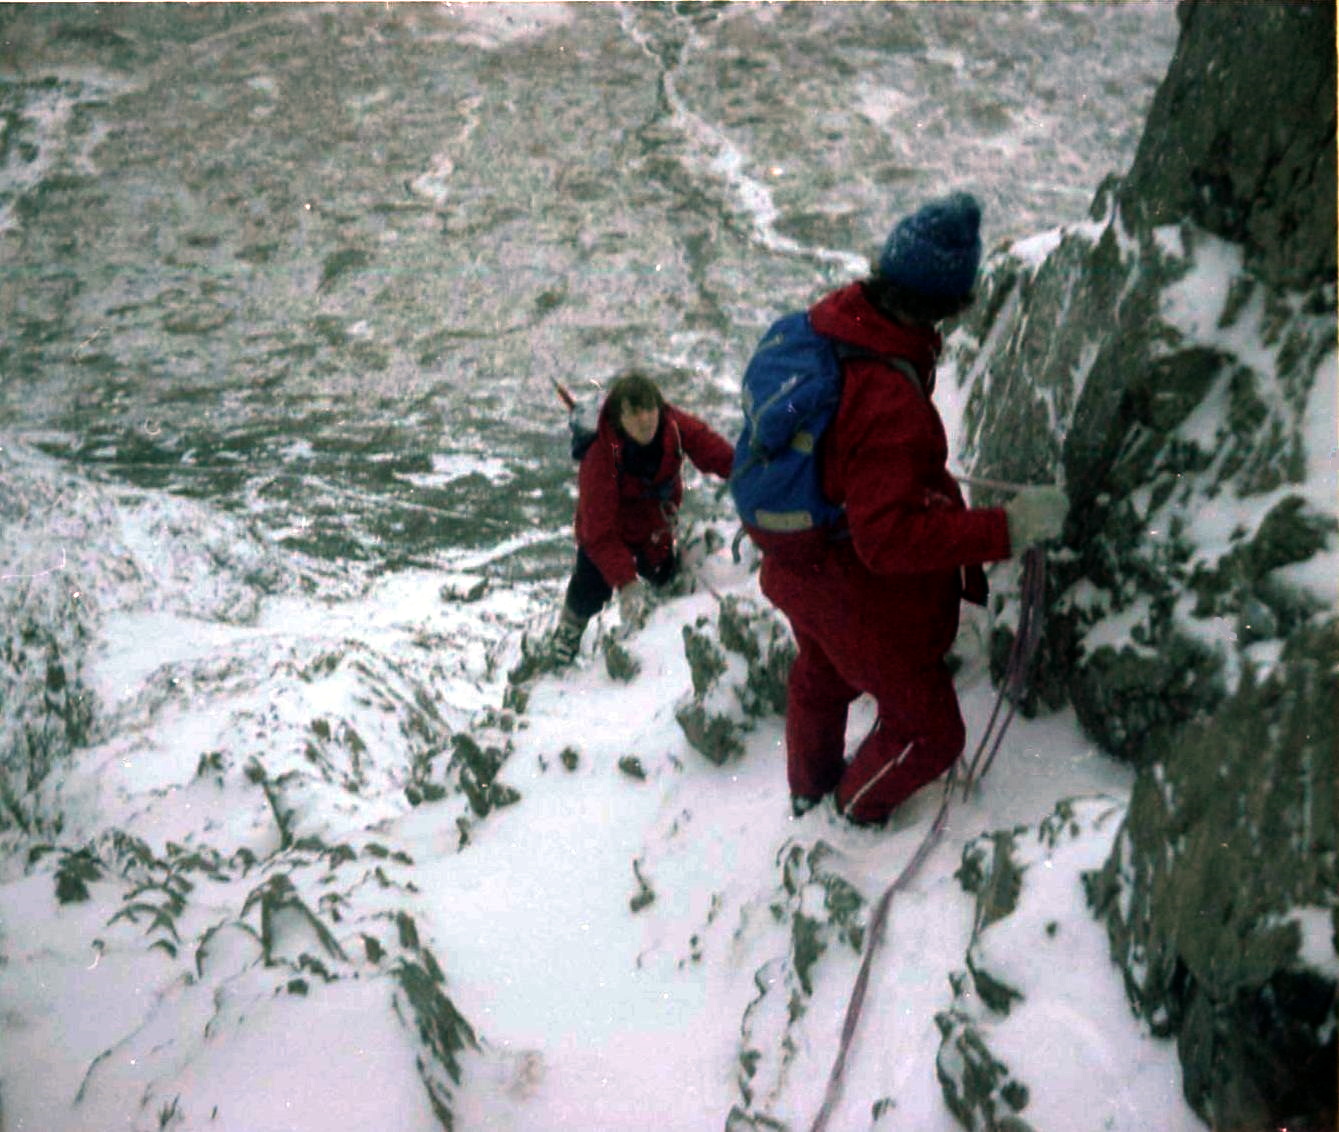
xmin=749 ymin=193 xmax=1067 ymax=825
xmin=520 ymin=370 xmax=734 ymax=677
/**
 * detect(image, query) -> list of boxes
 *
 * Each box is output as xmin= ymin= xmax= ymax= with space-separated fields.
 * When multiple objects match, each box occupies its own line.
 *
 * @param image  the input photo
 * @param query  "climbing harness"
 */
xmin=808 ymin=545 xmax=1048 ymax=1132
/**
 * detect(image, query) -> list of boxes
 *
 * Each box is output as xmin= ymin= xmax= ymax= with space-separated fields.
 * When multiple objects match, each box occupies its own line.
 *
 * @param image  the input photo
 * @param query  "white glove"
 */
xmin=1004 ymin=485 xmax=1067 ymax=549
xmin=617 ymin=579 xmax=649 ymax=629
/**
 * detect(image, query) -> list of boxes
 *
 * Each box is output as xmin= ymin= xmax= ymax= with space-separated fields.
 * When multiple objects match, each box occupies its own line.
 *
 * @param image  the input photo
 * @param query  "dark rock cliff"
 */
xmin=949 ymin=2 xmax=1337 ymax=1128
xmin=1119 ymin=0 xmax=1337 ymax=292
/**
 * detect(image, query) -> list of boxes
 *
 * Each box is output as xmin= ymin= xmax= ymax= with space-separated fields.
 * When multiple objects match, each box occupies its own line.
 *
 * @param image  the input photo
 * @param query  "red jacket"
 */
xmin=575 ymin=400 xmax=734 ymax=589
xmin=758 ymin=283 xmax=1013 ymax=662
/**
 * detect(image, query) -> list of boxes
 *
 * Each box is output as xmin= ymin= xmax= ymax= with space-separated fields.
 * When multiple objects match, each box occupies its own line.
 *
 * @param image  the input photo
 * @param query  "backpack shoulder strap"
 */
xmin=832 ymin=343 xmax=927 ymax=399
xmin=664 ymin=411 xmax=685 ymax=463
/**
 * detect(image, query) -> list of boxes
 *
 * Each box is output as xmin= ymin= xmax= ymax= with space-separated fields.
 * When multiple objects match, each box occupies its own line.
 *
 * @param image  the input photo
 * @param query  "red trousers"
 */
xmin=785 ymin=627 xmax=965 ymax=823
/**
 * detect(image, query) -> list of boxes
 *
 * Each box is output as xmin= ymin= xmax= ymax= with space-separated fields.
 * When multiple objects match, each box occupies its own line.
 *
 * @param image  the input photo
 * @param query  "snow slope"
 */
xmin=0 ymin=462 xmax=1202 ymax=1129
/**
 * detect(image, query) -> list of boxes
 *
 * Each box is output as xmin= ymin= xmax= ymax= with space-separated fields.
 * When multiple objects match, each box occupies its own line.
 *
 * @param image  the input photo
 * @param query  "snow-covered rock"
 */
xmin=951 ymin=3 xmax=1337 ymax=1125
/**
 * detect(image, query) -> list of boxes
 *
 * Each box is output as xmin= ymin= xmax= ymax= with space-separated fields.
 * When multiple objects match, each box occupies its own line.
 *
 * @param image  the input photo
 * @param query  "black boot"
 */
xmin=507 ymin=634 xmax=546 ymax=685
xmin=508 ymin=606 xmax=585 ymax=684
xmin=508 ymin=605 xmax=589 ymax=684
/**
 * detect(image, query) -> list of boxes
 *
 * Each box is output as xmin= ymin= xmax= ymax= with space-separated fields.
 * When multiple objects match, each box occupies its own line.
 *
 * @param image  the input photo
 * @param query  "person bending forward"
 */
xmin=537 ymin=370 xmax=734 ymax=670
xmin=745 ymin=193 xmax=1066 ymax=825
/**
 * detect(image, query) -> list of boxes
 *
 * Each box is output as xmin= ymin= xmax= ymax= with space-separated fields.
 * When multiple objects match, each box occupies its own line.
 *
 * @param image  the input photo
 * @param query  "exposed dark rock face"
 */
xmin=675 ymin=594 xmax=795 ymax=765
xmin=1119 ymin=1 xmax=1337 ymax=291
xmin=948 ymin=1 xmax=1337 ymax=1127
xmin=958 ymin=192 xmax=1334 ymax=766
xmin=1086 ymin=623 xmax=1337 ymax=1131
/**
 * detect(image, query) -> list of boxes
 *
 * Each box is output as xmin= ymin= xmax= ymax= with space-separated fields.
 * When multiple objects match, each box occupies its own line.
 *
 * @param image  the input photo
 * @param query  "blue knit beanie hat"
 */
xmin=877 ymin=192 xmax=983 ymax=299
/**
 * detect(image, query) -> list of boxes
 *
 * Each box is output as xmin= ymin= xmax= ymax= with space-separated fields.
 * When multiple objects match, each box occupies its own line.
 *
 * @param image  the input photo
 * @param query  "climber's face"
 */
xmin=620 ymin=402 xmax=660 ymax=446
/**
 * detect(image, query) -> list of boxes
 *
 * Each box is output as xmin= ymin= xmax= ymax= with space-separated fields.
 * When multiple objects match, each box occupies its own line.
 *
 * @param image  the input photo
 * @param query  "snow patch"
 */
xmin=1288 ymin=905 xmax=1339 ymax=979
xmin=1009 ymin=226 xmax=1064 ymax=268
xmin=441 ymin=2 xmax=573 ymax=49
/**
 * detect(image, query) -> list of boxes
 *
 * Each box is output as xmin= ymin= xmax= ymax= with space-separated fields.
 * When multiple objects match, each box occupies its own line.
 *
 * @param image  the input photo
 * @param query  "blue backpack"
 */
xmin=730 ymin=311 xmax=920 ymax=535
xmin=730 ymin=311 xmax=844 ymax=534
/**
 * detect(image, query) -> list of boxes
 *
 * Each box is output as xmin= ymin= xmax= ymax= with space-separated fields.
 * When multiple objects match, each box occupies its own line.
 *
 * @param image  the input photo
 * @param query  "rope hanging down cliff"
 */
xmin=808 ymin=545 xmax=1048 ymax=1132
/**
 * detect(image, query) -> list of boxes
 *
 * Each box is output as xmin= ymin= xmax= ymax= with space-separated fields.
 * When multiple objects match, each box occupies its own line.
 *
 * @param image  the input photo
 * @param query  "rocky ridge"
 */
xmin=946 ymin=2 xmax=1337 ymax=1127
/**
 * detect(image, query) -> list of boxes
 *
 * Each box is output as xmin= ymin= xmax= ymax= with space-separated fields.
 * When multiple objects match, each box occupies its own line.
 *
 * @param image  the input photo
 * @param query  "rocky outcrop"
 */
xmin=675 ymin=594 xmax=794 ymax=765
xmin=1118 ymin=1 xmax=1337 ymax=292
xmin=0 ymin=440 xmax=295 ymax=834
xmin=937 ymin=798 xmax=1127 ymax=1132
xmin=949 ymin=1 xmax=1337 ymax=1127
xmin=1086 ymin=623 xmax=1336 ymax=1130
xmin=729 ymin=837 xmax=867 ymax=1131
xmin=959 ymin=204 xmax=1335 ymax=760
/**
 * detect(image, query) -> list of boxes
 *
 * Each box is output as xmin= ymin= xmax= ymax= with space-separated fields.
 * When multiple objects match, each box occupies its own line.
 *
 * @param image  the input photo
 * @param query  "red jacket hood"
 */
xmin=809 ymin=282 xmax=942 ymax=386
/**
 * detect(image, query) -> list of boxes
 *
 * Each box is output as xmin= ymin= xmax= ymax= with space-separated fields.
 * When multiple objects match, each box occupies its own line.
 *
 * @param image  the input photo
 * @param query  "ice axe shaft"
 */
xmin=551 ymin=378 xmax=576 ymax=412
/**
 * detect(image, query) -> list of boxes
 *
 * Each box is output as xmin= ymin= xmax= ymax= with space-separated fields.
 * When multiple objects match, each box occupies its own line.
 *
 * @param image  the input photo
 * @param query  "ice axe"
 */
xmin=552 ymin=378 xmax=600 ymax=462
xmin=551 ymin=377 xmax=577 ymax=413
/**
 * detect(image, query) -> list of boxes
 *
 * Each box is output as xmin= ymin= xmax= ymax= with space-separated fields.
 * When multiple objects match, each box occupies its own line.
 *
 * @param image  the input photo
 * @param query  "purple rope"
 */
xmin=963 ymin=547 xmax=1047 ymax=792
xmin=808 ymin=770 xmax=956 ymax=1132
xmin=807 ymin=548 xmax=1047 ymax=1132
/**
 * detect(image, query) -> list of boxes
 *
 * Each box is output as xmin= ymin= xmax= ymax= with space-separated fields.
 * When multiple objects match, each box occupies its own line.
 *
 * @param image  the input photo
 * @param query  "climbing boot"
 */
xmin=546 ymin=605 xmax=587 ymax=670
xmin=507 ymin=607 xmax=587 ymax=684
